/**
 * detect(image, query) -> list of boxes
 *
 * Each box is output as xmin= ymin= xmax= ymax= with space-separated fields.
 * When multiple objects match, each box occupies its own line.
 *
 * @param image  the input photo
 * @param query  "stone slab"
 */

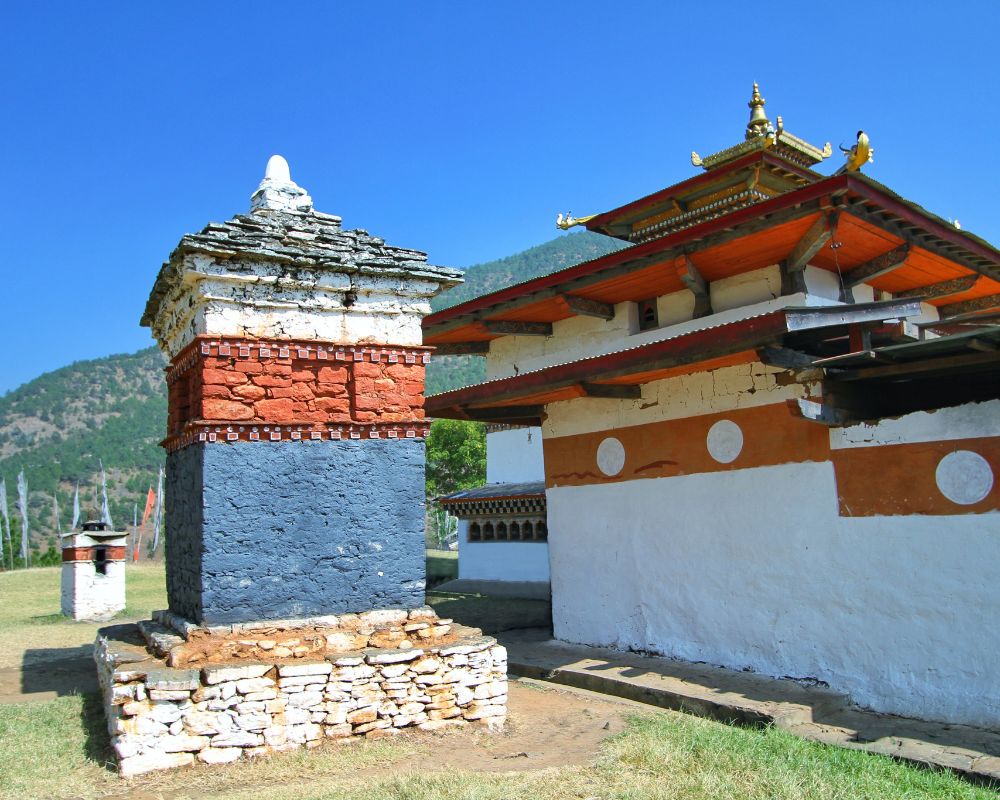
xmin=501 ymin=628 xmax=1000 ymax=785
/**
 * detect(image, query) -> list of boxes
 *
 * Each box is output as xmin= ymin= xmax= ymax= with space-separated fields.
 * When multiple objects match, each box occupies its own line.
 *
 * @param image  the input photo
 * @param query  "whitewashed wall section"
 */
xmin=455 ymin=519 xmax=550 ymax=583
xmin=544 ymin=398 xmax=1000 ymax=727
xmin=486 ymin=427 xmax=545 ymax=484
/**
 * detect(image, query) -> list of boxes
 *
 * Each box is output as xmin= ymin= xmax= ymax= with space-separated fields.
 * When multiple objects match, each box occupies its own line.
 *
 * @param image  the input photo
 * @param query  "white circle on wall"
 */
xmin=596 ymin=437 xmax=626 ymax=477
xmin=935 ymin=450 xmax=993 ymax=506
xmin=707 ymin=419 xmax=744 ymax=464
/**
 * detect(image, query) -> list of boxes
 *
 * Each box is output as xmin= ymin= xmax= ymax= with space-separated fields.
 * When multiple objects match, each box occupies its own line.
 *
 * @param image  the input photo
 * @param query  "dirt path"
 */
xmin=2 ymin=637 xmax=639 ymax=800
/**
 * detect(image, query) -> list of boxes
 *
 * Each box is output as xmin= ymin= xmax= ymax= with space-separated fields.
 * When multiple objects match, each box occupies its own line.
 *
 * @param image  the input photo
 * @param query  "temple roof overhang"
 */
xmin=423 ymin=173 xmax=1000 ymax=353
xmin=438 ymin=481 xmax=547 ymax=504
xmin=425 ymin=299 xmax=932 ymax=425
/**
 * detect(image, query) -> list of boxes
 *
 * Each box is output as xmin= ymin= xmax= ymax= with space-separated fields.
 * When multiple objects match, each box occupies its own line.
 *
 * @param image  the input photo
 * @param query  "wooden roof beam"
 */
xmin=483 ymin=320 xmax=553 ymax=336
xmin=578 ymin=382 xmax=642 ymax=399
xmin=561 ymin=293 xmax=615 ymax=320
xmin=676 ymin=255 xmax=712 ymax=318
xmin=781 ymin=211 xmax=839 ymax=295
xmin=939 ymin=292 xmax=1000 ymax=319
xmin=462 ymin=405 xmax=544 ymax=422
xmin=842 ymin=244 xmax=911 ymax=290
xmin=432 ymin=341 xmax=490 ymax=356
xmin=895 ymin=275 xmax=978 ymax=301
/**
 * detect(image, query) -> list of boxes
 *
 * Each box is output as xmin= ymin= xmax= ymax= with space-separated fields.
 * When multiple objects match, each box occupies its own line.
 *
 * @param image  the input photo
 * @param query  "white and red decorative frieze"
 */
xmin=164 ymin=335 xmax=429 ymax=451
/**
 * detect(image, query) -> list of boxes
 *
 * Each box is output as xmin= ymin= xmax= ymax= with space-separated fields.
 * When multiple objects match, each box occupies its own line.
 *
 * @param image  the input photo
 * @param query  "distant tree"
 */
xmin=425 ymin=420 xmax=486 ymax=498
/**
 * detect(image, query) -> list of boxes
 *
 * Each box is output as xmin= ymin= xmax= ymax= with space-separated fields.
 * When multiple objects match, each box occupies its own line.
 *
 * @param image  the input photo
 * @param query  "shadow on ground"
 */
xmin=17 ymin=646 xmax=100 ymax=697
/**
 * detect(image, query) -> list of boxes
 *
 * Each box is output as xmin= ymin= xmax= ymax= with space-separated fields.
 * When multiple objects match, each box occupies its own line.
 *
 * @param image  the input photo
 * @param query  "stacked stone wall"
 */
xmin=95 ymin=616 xmax=507 ymax=777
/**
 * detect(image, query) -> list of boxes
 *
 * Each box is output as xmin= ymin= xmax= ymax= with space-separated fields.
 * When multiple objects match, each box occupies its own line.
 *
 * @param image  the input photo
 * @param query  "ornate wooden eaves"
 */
xmin=939 ymin=292 xmax=1000 ymax=319
xmin=895 ymin=275 xmax=978 ymax=301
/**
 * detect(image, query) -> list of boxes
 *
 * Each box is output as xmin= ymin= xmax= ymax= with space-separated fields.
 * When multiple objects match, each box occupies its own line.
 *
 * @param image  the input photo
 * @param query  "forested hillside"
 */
xmin=427 ymin=231 xmax=626 ymax=393
xmin=0 ymin=348 xmax=167 ymax=560
xmin=0 ymin=231 xmax=625 ymax=561
xmin=431 ymin=231 xmax=626 ymax=311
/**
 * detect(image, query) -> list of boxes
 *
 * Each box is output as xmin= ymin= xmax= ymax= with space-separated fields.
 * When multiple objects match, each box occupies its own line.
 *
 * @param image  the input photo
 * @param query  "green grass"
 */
xmin=0 ymin=563 xmax=166 ymax=669
xmin=1 ymin=698 xmax=993 ymax=800
xmin=425 ymin=549 xmax=458 ymax=585
xmin=0 ymin=565 xmax=994 ymax=799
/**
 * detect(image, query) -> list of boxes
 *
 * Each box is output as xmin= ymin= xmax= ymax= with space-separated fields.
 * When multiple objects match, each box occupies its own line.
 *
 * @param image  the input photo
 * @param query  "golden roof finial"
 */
xmin=745 ymin=82 xmax=773 ymax=141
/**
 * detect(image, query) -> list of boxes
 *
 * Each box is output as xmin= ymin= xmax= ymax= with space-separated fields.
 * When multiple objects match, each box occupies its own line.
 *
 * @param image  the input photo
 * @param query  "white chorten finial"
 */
xmin=250 ymin=154 xmax=313 ymax=214
xmin=264 ymin=154 xmax=291 ymax=183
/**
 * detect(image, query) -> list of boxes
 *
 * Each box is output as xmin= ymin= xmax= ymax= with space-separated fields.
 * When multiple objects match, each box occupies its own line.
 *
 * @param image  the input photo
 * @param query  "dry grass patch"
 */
xmin=0 ymin=564 xmax=166 ymax=669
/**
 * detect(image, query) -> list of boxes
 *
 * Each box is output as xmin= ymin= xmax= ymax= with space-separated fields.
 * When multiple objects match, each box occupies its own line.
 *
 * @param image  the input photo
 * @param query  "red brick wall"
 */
xmin=166 ymin=338 xmax=429 ymax=444
xmin=63 ymin=546 xmax=127 ymax=562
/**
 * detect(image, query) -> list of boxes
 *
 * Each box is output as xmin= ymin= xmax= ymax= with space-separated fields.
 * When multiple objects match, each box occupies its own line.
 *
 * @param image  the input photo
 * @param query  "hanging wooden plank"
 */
xmin=560 ymin=294 xmax=615 ymax=320
xmin=757 ymin=345 xmax=817 ymax=369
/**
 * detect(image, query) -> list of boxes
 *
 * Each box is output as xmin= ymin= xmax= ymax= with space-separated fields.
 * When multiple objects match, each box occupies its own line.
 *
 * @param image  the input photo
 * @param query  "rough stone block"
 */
xmin=119 ymin=751 xmax=195 ymax=777
xmin=198 ymin=747 xmax=243 ymax=764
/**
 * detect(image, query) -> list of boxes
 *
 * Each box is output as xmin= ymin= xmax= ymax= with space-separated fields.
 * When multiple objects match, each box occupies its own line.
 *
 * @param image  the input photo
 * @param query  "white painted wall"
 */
xmin=62 ymin=560 xmax=126 ymax=621
xmin=486 ymin=427 xmax=545 ymax=484
xmin=546 ymin=403 xmax=1000 ymax=728
xmin=543 ymin=360 xmax=809 ymax=439
xmin=832 ymin=400 xmax=1000 ymax=449
xmin=153 ymin=254 xmax=444 ymax=358
xmin=455 ymin=519 xmax=551 ymax=582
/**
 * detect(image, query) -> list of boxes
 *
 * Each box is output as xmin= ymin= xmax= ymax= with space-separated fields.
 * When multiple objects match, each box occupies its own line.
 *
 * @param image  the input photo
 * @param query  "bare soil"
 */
xmin=107 ymin=681 xmax=632 ymax=800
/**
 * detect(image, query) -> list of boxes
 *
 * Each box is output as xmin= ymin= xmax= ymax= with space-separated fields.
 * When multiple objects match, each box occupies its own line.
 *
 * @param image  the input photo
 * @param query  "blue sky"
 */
xmin=1 ymin=2 xmax=998 ymax=393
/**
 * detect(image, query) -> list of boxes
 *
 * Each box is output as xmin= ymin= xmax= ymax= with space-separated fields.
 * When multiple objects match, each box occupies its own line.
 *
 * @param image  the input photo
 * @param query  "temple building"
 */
xmin=423 ymin=86 xmax=1000 ymax=728
xmin=437 ymin=424 xmax=549 ymax=598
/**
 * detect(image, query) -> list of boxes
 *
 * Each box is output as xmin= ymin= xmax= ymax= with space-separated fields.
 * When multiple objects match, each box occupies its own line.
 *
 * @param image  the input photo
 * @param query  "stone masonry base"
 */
xmin=95 ymin=608 xmax=507 ymax=777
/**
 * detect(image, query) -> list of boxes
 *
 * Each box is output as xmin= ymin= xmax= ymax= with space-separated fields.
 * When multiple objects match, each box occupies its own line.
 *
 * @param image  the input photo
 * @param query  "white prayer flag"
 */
xmin=0 ymin=478 xmax=6 ymax=567
xmin=71 ymin=483 xmax=80 ymax=530
xmin=52 ymin=493 xmax=61 ymax=536
xmin=150 ymin=467 xmax=164 ymax=555
xmin=99 ymin=460 xmax=113 ymax=529
xmin=16 ymin=470 xmax=29 ymax=567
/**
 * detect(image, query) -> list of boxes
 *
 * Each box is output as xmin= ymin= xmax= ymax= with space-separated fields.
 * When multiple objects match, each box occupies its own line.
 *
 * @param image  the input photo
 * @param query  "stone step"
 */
xmin=503 ymin=630 xmax=849 ymax=728
xmin=501 ymin=629 xmax=1000 ymax=785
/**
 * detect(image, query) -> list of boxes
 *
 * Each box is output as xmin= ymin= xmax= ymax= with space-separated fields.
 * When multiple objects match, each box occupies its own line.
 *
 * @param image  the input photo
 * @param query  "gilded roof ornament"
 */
xmin=556 ymin=212 xmax=597 ymax=230
xmin=692 ymin=83 xmax=832 ymax=171
xmin=746 ymin=82 xmax=774 ymax=140
xmin=837 ymin=130 xmax=874 ymax=173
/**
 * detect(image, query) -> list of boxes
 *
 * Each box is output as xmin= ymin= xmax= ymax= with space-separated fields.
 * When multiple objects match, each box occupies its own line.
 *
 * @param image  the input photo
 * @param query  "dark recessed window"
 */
xmin=637 ymin=299 xmax=658 ymax=331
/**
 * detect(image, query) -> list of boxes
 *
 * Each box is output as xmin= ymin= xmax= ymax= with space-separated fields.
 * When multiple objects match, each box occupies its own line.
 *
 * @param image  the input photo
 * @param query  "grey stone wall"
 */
xmin=166 ymin=446 xmax=205 ymax=622
xmin=167 ymin=440 xmax=426 ymax=625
